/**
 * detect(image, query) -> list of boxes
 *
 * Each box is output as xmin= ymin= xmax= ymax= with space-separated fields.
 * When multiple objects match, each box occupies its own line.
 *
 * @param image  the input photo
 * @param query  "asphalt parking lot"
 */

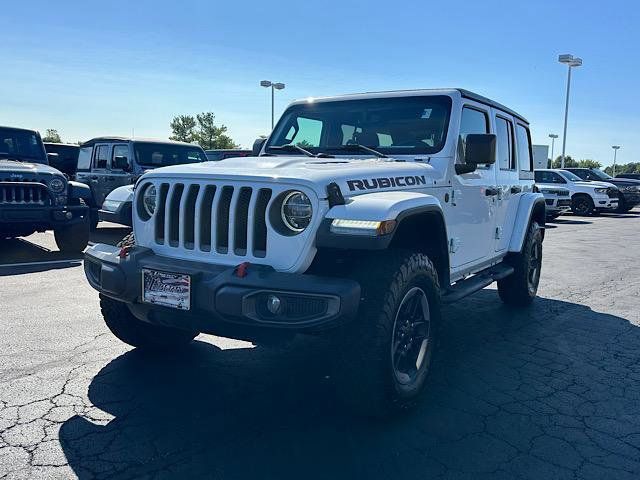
xmin=1 ymin=214 xmax=639 ymax=480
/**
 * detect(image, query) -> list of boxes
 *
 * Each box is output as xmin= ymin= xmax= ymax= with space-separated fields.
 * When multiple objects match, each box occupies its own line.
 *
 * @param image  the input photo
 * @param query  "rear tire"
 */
xmin=571 ymin=195 xmax=594 ymax=216
xmin=100 ymin=295 xmax=198 ymax=350
xmin=334 ymin=251 xmax=441 ymax=417
xmin=498 ymin=222 xmax=543 ymax=306
xmin=54 ymin=218 xmax=90 ymax=253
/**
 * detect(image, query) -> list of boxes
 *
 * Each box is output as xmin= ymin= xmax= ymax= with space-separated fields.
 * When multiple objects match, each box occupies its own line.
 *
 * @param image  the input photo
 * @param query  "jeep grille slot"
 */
xmin=167 ymin=184 xmax=184 ymax=247
xmin=216 ymin=186 xmax=234 ymax=253
xmin=253 ymin=189 xmax=272 ymax=257
xmin=0 ymin=182 xmax=50 ymax=206
xmin=197 ymin=185 xmax=217 ymax=251
xmin=233 ymin=187 xmax=253 ymax=255
xmin=154 ymin=183 xmax=169 ymax=244
xmin=181 ymin=184 xmax=200 ymax=249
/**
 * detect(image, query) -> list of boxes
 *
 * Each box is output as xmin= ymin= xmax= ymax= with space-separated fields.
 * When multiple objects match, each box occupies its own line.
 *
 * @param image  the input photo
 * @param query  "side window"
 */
xmin=111 ymin=145 xmax=130 ymax=170
xmin=94 ymin=145 xmax=109 ymax=169
xmin=552 ymin=173 xmax=566 ymax=184
xmin=459 ymin=106 xmax=489 ymax=163
xmin=495 ymin=117 xmax=515 ymax=170
xmin=77 ymin=147 xmax=92 ymax=170
xmin=515 ymin=124 xmax=533 ymax=172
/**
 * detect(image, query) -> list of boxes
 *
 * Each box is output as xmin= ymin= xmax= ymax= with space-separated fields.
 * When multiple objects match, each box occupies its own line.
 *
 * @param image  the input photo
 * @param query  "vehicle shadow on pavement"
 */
xmin=59 ymin=292 xmax=640 ymax=479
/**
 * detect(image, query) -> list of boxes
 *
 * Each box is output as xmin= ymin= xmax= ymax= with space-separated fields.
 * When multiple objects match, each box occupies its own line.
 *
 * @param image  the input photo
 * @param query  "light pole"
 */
xmin=612 ymin=145 xmax=621 ymax=177
xmin=548 ymin=133 xmax=558 ymax=165
xmin=260 ymin=80 xmax=285 ymax=130
xmin=558 ymin=54 xmax=583 ymax=168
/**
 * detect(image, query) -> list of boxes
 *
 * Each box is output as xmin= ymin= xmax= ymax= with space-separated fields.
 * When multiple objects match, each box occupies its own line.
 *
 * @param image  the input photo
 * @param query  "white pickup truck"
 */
xmin=84 ymin=89 xmax=546 ymax=416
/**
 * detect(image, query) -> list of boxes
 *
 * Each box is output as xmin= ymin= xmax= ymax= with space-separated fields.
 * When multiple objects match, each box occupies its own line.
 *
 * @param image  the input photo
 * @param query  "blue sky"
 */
xmin=2 ymin=0 xmax=639 ymax=166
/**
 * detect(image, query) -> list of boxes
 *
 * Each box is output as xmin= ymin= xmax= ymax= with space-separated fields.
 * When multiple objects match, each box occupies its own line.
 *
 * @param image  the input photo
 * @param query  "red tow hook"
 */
xmin=234 ymin=262 xmax=250 ymax=278
xmin=118 ymin=246 xmax=132 ymax=259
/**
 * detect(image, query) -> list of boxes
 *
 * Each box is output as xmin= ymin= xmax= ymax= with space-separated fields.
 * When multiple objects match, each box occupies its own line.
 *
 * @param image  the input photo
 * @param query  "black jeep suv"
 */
xmin=0 ymin=126 xmax=92 ymax=252
xmin=565 ymin=168 xmax=640 ymax=213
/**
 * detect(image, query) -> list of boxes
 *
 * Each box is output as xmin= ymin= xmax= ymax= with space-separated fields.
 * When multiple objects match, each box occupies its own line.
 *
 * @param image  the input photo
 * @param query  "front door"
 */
xmin=448 ymin=103 xmax=498 ymax=269
xmin=108 ymin=144 xmax=134 ymax=193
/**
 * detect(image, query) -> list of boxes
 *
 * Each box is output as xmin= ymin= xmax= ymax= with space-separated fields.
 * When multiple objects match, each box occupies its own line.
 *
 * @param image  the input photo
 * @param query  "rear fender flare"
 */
xmin=508 ymin=193 xmax=546 ymax=253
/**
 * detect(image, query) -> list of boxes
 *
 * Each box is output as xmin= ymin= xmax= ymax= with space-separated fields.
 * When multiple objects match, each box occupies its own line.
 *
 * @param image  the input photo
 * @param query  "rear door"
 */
xmin=90 ymin=144 xmax=112 ymax=206
xmin=108 ymin=143 xmax=134 ymax=193
xmin=493 ymin=113 xmax=519 ymax=252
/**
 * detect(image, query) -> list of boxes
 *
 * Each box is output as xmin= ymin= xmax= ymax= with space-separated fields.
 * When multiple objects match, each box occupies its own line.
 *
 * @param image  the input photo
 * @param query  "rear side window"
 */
xmin=111 ymin=144 xmax=130 ymax=169
xmin=515 ymin=124 xmax=533 ymax=172
xmin=77 ymin=147 xmax=92 ymax=170
xmin=94 ymin=145 xmax=110 ymax=169
xmin=495 ymin=117 xmax=515 ymax=170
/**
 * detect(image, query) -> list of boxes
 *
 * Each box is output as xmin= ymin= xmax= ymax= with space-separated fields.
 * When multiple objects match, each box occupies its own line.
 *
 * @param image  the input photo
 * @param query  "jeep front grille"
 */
xmin=0 ymin=182 xmax=51 ymax=206
xmin=152 ymin=182 xmax=273 ymax=258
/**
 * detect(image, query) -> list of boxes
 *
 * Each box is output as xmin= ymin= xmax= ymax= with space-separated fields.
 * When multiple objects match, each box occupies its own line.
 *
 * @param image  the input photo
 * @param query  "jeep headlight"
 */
xmin=281 ymin=191 xmax=312 ymax=232
xmin=141 ymin=184 xmax=157 ymax=217
xmin=594 ymin=188 xmax=608 ymax=194
xmin=49 ymin=177 xmax=66 ymax=193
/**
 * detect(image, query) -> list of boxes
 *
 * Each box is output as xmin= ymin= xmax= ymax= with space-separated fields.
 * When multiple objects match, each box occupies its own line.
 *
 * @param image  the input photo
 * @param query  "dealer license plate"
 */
xmin=142 ymin=269 xmax=191 ymax=310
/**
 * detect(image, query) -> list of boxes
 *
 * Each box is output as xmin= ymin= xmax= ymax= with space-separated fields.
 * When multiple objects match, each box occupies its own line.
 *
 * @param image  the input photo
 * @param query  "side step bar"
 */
xmin=441 ymin=263 xmax=514 ymax=304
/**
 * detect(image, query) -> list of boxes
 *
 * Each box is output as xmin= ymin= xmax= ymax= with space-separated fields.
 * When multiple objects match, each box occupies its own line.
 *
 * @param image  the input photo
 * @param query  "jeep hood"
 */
xmin=142 ymin=155 xmax=445 ymax=198
xmin=0 ymin=159 xmax=61 ymax=176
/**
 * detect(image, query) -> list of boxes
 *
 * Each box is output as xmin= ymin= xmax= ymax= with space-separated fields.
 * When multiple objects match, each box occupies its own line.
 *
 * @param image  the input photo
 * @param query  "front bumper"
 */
xmin=99 ymin=202 xmax=132 ymax=226
xmin=593 ymin=195 xmax=619 ymax=210
xmin=0 ymin=204 xmax=88 ymax=227
xmin=620 ymin=191 xmax=640 ymax=207
xmin=84 ymin=244 xmax=361 ymax=339
xmin=544 ymin=197 xmax=571 ymax=216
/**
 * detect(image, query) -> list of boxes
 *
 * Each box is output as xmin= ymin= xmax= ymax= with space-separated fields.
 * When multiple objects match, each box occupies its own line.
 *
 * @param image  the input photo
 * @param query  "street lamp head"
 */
xmin=260 ymin=80 xmax=272 ymax=88
xmin=612 ymin=145 xmax=621 ymax=150
xmin=558 ymin=54 xmax=583 ymax=67
xmin=273 ymin=82 xmax=285 ymax=90
xmin=549 ymin=133 xmax=558 ymax=139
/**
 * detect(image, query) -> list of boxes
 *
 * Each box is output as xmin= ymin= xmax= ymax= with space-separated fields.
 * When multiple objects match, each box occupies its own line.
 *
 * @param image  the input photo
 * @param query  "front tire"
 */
xmin=498 ymin=221 xmax=543 ymax=306
xmin=54 ymin=219 xmax=90 ymax=253
xmin=571 ymin=195 xmax=594 ymax=216
xmin=100 ymin=295 xmax=198 ymax=350
xmin=335 ymin=251 xmax=441 ymax=417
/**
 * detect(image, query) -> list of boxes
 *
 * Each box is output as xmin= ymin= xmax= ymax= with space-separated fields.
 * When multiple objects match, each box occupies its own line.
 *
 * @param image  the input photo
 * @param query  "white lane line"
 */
xmin=0 ymin=259 xmax=82 ymax=268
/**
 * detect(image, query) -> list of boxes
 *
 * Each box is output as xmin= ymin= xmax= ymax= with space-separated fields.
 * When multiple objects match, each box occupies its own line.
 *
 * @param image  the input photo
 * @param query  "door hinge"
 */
xmin=449 ymin=237 xmax=461 ymax=253
xmin=495 ymin=226 xmax=503 ymax=239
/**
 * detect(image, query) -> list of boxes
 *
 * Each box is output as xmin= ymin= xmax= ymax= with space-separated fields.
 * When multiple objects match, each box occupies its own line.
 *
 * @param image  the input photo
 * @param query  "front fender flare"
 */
xmin=508 ymin=193 xmax=546 ymax=253
xmin=316 ymin=191 xmax=445 ymax=250
xmin=68 ymin=181 xmax=92 ymax=201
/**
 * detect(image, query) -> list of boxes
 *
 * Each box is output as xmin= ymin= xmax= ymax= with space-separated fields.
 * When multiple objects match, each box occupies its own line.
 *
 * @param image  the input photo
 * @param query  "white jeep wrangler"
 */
xmin=84 ymin=89 xmax=546 ymax=415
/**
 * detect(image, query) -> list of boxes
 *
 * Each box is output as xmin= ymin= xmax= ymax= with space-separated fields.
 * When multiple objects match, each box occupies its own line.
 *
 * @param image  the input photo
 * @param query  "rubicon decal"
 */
xmin=347 ymin=175 xmax=427 ymax=191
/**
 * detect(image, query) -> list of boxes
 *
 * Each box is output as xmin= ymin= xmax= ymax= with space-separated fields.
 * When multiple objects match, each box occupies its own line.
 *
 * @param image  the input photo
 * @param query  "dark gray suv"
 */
xmin=75 ymin=137 xmax=208 ymax=228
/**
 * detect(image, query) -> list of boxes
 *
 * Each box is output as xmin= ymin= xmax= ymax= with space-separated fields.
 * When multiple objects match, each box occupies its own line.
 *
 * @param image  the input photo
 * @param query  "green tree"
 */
xmin=169 ymin=115 xmax=197 ymax=143
xmin=577 ymin=159 xmax=602 ymax=168
xmin=194 ymin=112 xmax=238 ymax=150
xmin=42 ymin=129 xmax=61 ymax=143
xmin=551 ymin=155 xmax=578 ymax=168
xmin=604 ymin=162 xmax=640 ymax=176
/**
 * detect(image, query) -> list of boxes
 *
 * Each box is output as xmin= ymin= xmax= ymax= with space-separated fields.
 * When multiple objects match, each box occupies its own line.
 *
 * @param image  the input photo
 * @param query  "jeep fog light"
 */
xmin=330 ymin=219 xmax=396 ymax=236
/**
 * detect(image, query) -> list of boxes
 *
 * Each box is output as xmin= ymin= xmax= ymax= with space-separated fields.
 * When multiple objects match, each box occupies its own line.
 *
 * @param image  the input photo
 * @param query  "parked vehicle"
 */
xmin=565 ymin=167 xmax=640 ymax=212
xmin=0 ymin=126 xmax=91 ymax=252
xmin=99 ymin=184 xmax=133 ymax=226
xmin=43 ymin=142 xmax=80 ymax=179
xmin=84 ymin=88 xmax=546 ymax=416
xmin=536 ymin=185 xmax=572 ymax=219
xmin=534 ymin=169 xmax=619 ymax=215
xmin=205 ymin=149 xmax=252 ymax=161
xmin=75 ymin=137 xmax=208 ymax=229
xmin=616 ymin=173 xmax=640 ymax=180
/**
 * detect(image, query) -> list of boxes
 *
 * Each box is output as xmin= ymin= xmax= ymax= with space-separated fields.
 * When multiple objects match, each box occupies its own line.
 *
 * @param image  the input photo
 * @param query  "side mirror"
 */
xmin=47 ymin=152 xmax=59 ymax=163
xmin=455 ymin=134 xmax=496 ymax=175
xmin=252 ymin=137 xmax=267 ymax=156
xmin=113 ymin=155 xmax=130 ymax=171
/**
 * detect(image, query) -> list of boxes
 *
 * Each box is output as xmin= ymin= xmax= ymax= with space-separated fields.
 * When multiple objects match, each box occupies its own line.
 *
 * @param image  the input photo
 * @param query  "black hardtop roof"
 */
xmin=43 ymin=142 xmax=80 ymax=147
xmin=205 ymin=149 xmax=252 ymax=153
xmin=80 ymin=137 xmax=198 ymax=148
xmin=457 ymin=89 xmax=528 ymax=124
xmin=0 ymin=125 xmax=40 ymax=134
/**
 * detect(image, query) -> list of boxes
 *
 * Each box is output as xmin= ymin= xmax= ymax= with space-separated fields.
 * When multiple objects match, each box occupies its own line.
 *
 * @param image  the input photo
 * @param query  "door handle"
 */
xmin=485 ymin=187 xmax=499 ymax=196
xmin=511 ymin=186 xmax=522 ymax=194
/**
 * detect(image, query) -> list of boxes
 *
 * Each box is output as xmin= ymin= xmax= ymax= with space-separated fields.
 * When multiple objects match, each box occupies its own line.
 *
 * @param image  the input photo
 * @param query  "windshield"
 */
xmin=0 ymin=128 xmax=47 ymax=163
xmin=559 ymin=170 xmax=584 ymax=182
xmin=590 ymin=168 xmax=612 ymax=180
xmin=133 ymin=142 xmax=208 ymax=167
xmin=266 ymin=95 xmax=452 ymax=156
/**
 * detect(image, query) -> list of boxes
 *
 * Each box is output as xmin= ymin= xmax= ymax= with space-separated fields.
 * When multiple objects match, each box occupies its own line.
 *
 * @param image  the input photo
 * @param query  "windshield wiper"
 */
xmin=338 ymin=144 xmax=387 ymax=158
xmin=0 ymin=154 xmax=25 ymax=162
xmin=268 ymin=144 xmax=315 ymax=157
